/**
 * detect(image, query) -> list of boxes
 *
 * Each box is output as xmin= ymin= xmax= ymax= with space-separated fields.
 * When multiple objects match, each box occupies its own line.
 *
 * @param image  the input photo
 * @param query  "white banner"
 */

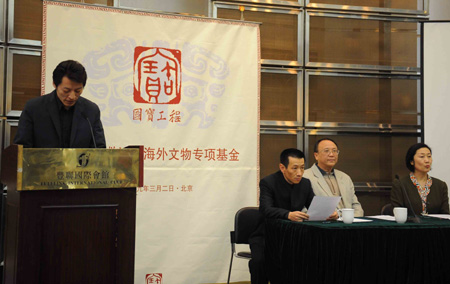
xmin=43 ymin=2 xmax=260 ymax=283
xmin=423 ymin=22 xmax=450 ymax=189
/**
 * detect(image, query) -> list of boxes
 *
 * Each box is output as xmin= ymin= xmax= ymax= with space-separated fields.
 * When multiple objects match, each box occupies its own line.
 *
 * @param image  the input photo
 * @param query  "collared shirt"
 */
xmin=55 ymin=93 xmax=75 ymax=148
xmin=316 ymin=163 xmax=344 ymax=209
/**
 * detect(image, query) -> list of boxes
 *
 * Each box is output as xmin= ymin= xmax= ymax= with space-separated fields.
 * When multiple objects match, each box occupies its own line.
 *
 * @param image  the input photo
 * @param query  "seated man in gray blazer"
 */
xmin=303 ymin=138 xmax=364 ymax=217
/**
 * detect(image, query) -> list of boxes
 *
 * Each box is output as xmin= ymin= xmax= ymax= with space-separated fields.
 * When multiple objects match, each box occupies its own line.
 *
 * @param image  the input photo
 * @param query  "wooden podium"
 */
xmin=1 ymin=145 xmax=143 ymax=284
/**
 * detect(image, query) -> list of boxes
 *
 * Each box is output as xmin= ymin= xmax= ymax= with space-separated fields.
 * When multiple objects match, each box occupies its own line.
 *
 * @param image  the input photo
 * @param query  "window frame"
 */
xmin=212 ymin=1 xmax=303 ymax=66
xmin=5 ymin=47 xmax=42 ymax=117
xmin=261 ymin=67 xmax=303 ymax=126
xmin=306 ymin=0 xmax=429 ymax=16
xmin=305 ymin=10 xmax=423 ymax=72
xmin=304 ymin=69 xmax=421 ymax=129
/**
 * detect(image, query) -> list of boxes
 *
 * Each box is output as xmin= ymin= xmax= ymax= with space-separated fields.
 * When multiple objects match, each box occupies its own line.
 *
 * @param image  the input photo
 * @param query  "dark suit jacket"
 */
xmin=260 ymin=171 xmax=315 ymax=219
xmin=391 ymin=175 xmax=449 ymax=215
xmin=250 ymin=171 xmax=315 ymax=244
xmin=14 ymin=91 xmax=106 ymax=148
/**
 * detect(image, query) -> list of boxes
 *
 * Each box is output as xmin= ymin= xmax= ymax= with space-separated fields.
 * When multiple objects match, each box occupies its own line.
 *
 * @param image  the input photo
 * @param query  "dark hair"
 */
xmin=405 ymin=143 xmax=432 ymax=172
xmin=280 ymin=148 xmax=305 ymax=168
xmin=313 ymin=138 xmax=339 ymax=153
xmin=52 ymin=60 xmax=87 ymax=87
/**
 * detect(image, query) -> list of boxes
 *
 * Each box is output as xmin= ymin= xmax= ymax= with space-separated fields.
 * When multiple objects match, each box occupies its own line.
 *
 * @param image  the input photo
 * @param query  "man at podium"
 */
xmin=14 ymin=60 xmax=106 ymax=148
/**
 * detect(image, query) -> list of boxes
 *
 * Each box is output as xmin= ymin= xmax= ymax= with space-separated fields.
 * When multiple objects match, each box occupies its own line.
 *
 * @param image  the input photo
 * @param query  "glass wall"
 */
xmin=306 ymin=12 xmax=420 ymax=71
xmin=306 ymin=0 xmax=427 ymax=14
xmin=0 ymin=46 xmax=4 ymax=116
xmin=260 ymin=130 xmax=302 ymax=178
xmin=5 ymin=48 xmax=41 ymax=117
xmin=211 ymin=0 xmax=427 ymax=215
xmin=214 ymin=3 xmax=303 ymax=66
xmin=305 ymin=71 xmax=420 ymax=127
xmin=261 ymin=68 xmax=302 ymax=123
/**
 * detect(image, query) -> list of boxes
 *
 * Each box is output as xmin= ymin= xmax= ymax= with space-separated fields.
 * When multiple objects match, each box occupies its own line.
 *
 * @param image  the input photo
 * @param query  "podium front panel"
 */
xmin=20 ymin=148 xmax=140 ymax=190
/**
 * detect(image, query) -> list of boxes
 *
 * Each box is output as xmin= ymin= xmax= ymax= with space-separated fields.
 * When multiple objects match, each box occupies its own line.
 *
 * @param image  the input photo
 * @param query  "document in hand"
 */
xmin=307 ymin=196 xmax=341 ymax=221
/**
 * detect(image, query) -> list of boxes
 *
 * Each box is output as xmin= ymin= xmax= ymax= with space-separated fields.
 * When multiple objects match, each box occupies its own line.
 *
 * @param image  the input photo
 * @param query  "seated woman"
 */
xmin=391 ymin=143 xmax=449 ymax=215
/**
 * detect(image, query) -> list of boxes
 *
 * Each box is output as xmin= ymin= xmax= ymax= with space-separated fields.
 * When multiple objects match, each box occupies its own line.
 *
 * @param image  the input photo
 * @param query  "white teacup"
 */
xmin=393 ymin=207 xmax=408 ymax=224
xmin=340 ymin=208 xmax=354 ymax=224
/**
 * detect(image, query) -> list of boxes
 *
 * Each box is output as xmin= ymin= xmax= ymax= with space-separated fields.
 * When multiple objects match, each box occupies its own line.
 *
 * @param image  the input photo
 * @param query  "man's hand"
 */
xmin=327 ymin=211 xmax=339 ymax=221
xmin=288 ymin=211 xmax=309 ymax=222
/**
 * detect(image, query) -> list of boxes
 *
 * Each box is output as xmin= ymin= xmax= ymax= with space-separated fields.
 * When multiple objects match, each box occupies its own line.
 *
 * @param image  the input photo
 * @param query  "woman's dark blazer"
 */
xmin=391 ymin=175 xmax=449 ymax=215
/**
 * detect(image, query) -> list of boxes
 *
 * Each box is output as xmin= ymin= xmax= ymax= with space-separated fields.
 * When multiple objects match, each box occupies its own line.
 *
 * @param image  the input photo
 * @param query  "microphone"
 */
xmin=81 ymin=112 xmax=97 ymax=148
xmin=395 ymin=174 xmax=421 ymax=223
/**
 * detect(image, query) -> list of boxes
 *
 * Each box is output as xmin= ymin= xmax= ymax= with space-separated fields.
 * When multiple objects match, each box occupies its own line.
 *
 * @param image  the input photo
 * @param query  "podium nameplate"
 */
xmin=17 ymin=148 xmax=141 ymax=190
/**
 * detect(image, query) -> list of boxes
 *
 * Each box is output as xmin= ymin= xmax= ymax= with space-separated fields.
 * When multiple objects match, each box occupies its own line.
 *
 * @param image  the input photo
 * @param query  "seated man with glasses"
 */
xmin=303 ymin=138 xmax=364 ymax=217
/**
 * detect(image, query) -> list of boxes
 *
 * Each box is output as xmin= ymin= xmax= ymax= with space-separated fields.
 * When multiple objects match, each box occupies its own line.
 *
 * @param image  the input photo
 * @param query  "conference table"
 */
xmin=265 ymin=217 xmax=450 ymax=284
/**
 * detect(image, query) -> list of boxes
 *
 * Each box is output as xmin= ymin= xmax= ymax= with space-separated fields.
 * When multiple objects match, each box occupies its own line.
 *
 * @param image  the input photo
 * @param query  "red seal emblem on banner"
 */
xmin=134 ymin=47 xmax=182 ymax=104
xmin=146 ymin=273 xmax=163 ymax=283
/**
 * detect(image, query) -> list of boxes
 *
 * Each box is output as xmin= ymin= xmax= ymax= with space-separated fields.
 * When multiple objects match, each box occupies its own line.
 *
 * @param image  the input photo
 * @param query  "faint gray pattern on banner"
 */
xmin=83 ymin=37 xmax=136 ymax=127
xmin=180 ymin=42 xmax=229 ymax=129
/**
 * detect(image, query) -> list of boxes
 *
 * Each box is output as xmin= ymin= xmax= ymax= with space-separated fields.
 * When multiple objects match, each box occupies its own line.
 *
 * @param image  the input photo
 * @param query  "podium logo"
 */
xmin=134 ymin=47 xmax=181 ymax=104
xmin=146 ymin=273 xmax=162 ymax=284
xmin=77 ymin=153 xmax=90 ymax=167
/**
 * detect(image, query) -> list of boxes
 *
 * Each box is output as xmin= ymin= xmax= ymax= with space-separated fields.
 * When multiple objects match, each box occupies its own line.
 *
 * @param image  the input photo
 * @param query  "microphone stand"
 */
xmin=395 ymin=174 xmax=421 ymax=223
xmin=81 ymin=112 xmax=97 ymax=148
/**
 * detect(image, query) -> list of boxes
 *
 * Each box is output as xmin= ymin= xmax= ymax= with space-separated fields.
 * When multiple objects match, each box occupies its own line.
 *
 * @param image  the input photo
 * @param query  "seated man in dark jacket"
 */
xmin=249 ymin=148 xmax=337 ymax=284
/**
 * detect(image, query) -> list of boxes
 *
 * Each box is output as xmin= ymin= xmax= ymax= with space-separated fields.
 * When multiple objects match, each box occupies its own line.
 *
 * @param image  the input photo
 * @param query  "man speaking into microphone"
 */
xmin=14 ymin=60 xmax=106 ymax=148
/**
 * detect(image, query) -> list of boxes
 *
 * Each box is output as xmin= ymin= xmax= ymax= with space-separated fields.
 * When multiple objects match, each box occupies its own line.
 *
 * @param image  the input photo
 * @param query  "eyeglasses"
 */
xmin=319 ymin=149 xmax=340 ymax=155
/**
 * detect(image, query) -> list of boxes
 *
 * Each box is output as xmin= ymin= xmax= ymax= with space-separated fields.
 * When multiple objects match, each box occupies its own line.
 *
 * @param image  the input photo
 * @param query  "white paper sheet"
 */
xmin=427 ymin=214 xmax=450 ymax=220
xmin=307 ymin=196 xmax=341 ymax=221
xmin=337 ymin=218 xmax=373 ymax=223
xmin=366 ymin=215 xmax=396 ymax=221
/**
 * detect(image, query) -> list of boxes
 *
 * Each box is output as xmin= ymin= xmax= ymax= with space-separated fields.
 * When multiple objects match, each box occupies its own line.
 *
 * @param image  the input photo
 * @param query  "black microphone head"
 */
xmin=395 ymin=174 xmax=400 ymax=180
xmin=80 ymin=111 xmax=88 ymax=119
